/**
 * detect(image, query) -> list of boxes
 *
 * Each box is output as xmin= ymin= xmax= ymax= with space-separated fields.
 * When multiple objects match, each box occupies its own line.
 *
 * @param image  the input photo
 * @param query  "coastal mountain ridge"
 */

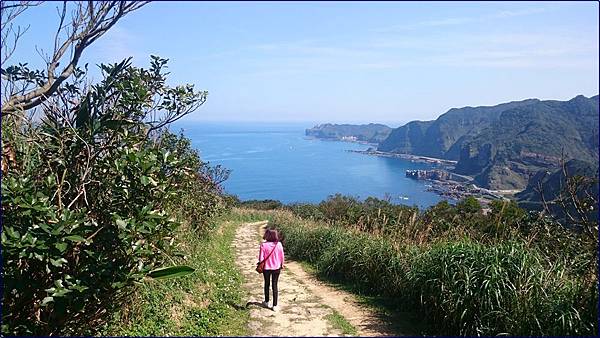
xmin=378 ymin=97 xmax=543 ymax=160
xmin=306 ymin=94 xmax=599 ymax=192
xmin=453 ymin=95 xmax=598 ymax=189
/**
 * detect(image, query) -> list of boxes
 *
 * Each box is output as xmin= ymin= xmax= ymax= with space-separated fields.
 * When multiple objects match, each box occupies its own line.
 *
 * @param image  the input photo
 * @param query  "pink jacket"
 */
xmin=258 ymin=241 xmax=285 ymax=270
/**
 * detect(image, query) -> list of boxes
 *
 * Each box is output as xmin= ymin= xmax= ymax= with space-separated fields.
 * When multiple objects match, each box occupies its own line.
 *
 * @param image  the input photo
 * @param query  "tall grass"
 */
xmin=405 ymin=241 xmax=595 ymax=335
xmin=246 ymin=207 xmax=597 ymax=336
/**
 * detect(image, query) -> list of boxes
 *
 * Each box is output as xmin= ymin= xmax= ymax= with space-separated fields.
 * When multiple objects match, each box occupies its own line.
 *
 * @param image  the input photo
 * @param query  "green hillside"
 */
xmin=378 ymin=95 xmax=599 ymax=189
xmin=455 ymin=95 xmax=599 ymax=189
xmin=378 ymin=99 xmax=541 ymax=159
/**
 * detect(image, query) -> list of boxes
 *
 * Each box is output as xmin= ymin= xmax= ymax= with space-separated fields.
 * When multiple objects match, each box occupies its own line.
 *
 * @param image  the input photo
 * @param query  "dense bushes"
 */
xmin=1 ymin=57 xmax=229 ymax=335
xmin=285 ymin=195 xmax=597 ymax=258
xmin=241 ymin=193 xmax=597 ymax=336
xmin=289 ymin=194 xmax=420 ymax=235
xmin=273 ymin=214 xmax=597 ymax=336
xmin=159 ymin=131 xmax=231 ymax=233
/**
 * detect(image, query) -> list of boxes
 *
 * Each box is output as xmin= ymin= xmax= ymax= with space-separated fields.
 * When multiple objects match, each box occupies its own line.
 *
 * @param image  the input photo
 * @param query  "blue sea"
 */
xmin=173 ymin=122 xmax=445 ymax=209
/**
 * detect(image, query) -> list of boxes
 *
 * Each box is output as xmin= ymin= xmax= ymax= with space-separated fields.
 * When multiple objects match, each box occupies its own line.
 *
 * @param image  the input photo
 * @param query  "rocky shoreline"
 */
xmin=309 ymin=141 xmax=516 ymax=204
xmin=348 ymin=149 xmax=514 ymax=204
xmin=424 ymin=180 xmax=510 ymax=205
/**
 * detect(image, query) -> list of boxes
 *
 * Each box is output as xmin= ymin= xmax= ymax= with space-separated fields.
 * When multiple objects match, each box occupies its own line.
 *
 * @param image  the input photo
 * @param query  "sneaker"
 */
xmin=272 ymin=305 xmax=280 ymax=312
xmin=261 ymin=301 xmax=270 ymax=308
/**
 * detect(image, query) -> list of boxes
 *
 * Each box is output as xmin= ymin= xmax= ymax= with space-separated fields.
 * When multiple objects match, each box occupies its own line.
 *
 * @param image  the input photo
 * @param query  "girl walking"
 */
xmin=258 ymin=228 xmax=285 ymax=312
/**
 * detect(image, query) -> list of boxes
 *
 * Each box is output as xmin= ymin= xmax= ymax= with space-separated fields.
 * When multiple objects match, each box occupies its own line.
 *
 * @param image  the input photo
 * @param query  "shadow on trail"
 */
xmin=244 ymin=301 xmax=270 ymax=309
xmin=225 ymin=300 xmax=270 ymax=310
xmin=305 ymin=265 xmax=431 ymax=336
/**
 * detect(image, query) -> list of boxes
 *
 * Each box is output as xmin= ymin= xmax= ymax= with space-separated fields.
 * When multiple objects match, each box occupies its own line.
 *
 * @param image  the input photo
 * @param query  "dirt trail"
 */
xmin=233 ymin=221 xmax=399 ymax=337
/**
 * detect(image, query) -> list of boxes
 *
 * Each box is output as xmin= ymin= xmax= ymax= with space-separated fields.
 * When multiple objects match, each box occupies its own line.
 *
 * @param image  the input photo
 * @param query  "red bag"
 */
xmin=256 ymin=242 xmax=277 ymax=273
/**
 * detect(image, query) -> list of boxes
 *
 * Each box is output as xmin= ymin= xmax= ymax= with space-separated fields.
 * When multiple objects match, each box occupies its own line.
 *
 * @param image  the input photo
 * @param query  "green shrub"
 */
xmin=317 ymin=194 xmax=363 ymax=225
xmin=159 ymin=131 xmax=232 ymax=233
xmin=456 ymin=196 xmax=482 ymax=214
xmin=1 ymin=57 xmax=226 ymax=335
xmin=287 ymin=203 xmax=324 ymax=220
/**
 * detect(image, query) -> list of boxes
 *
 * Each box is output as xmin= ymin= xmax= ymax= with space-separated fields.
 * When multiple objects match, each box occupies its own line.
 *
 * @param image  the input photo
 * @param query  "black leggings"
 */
xmin=263 ymin=269 xmax=281 ymax=306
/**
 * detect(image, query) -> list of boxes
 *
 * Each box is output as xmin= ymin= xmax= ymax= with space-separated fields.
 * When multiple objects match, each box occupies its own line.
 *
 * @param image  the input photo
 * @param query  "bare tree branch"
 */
xmin=1 ymin=1 xmax=150 ymax=114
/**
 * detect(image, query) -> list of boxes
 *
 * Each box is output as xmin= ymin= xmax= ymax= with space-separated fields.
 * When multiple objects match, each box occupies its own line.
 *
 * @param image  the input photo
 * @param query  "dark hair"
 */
xmin=263 ymin=228 xmax=279 ymax=242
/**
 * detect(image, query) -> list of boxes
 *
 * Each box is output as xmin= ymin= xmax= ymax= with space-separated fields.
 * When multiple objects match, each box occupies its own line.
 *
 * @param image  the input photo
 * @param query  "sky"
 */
xmin=6 ymin=1 xmax=599 ymax=126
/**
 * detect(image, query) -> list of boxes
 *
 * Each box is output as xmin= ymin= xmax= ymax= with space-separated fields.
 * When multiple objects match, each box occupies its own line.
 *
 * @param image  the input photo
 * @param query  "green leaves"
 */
xmin=55 ymin=242 xmax=68 ymax=253
xmin=147 ymin=265 xmax=195 ymax=280
xmin=64 ymin=235 xmax=86 ymax=243
xmin=50 ymin=258 xmax=68 ymax=267
xmin=1 ymin=55 xmax=229 ymax=336
xmin=115 ymin=218 xmax=127 ymax=229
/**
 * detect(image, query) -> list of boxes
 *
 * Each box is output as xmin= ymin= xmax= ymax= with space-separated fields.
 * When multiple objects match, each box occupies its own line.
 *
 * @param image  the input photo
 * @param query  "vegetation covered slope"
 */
xmin=378 ymin=95 xmax=599 ymax=190
xmin=236 ymin=194 xmax=598 ymax=336
xmin=101 ymin=216 xmax=248 ymax=336
xmin=306 ymin=123 xmax=392 ymax=143
xmin=455 ymin=95 xmax=599 ymax=189
xmin=378 ymin=98 xmax=541 ymax=158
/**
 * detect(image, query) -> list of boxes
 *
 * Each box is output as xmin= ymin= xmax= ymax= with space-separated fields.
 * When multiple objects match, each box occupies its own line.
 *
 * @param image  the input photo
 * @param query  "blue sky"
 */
xmin=7 ymin=1 xmax=599 ymax=125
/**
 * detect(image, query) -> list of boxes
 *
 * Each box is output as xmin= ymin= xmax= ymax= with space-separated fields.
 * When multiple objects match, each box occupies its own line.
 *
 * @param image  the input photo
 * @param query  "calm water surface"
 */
xmin=174 ymin=122 xmax=445 ymax=208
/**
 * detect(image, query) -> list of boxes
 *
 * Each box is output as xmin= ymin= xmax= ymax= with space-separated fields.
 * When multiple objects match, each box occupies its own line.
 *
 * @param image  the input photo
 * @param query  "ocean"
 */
xmin=173 ymin=121 xmax=444 ymax=209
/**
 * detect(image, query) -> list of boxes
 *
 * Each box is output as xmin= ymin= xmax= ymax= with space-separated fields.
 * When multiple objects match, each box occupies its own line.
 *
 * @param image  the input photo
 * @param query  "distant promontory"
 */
xmin=305 ymin=123 xmax=392 ymax=144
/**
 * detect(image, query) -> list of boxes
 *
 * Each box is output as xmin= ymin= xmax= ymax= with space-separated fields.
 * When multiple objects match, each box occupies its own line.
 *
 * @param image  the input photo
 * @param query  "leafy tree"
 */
xmin=318 ymin=194 xmax=362 ymax=226
xmin=1 ymin=54 xmax=215 ymax=335
xmin=0 ymin=6 xmax=231 ymax=334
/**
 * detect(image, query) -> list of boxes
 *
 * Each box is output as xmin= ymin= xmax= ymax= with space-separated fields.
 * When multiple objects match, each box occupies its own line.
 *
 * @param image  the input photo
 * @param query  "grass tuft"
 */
xmin=325 ymin=309 xmax=358 ymax=336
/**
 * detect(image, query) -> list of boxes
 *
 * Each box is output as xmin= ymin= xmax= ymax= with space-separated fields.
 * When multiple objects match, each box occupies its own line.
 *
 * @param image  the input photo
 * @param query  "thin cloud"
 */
xmin=377 ymin=7 xmax=551 ymax=32
xmin=240 ymin=29 xmax=598 ymax=73
xmin=190 ymin=5 xmax=596 ymax=76
xmin=253 ymin=40 xmax=376 ymax=58
xmin=89 ymin=26 xmax=141 ymax=62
